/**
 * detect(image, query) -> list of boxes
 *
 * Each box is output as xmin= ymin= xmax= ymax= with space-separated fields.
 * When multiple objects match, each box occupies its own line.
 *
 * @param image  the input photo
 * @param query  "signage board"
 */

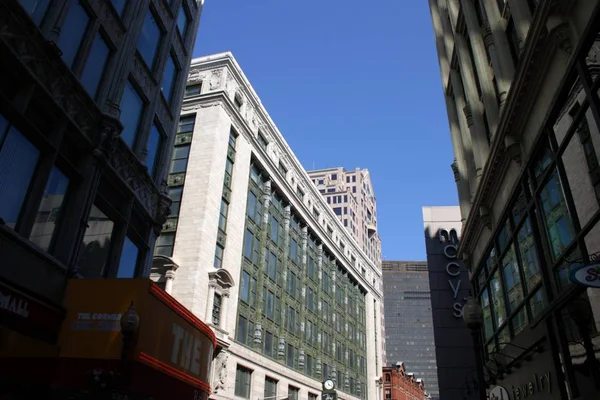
xmin=59 ymin=279 xmax=216 ymax=388
xmin=569 ymin=263 xmax=600 ymax=288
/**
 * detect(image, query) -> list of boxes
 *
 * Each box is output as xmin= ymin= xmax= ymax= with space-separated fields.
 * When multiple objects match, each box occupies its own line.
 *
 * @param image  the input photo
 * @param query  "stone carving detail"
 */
xmin=253 ymin=323 xmax=262 ymax=344
xmin=131 ymin=56 xmax=153 ymax=97
xmin=168 ymin=172 xmax=186 ymax=187
xmin=181 ymin=102 xmax=220 ymax=112
xmin=551 ymin=22 xmax=573 ymax=54
xmin=482 ymin=21 xmax=493 ymax=49
xmin=94 ymin=116 xmax=122 ymax=165
xmin=212 ymin=351 xmax=229 ymax=394
xmin=162 ymin=217 xmax=178 ymax=232
xmin=451 ymin=160 xmax=460 ymax=182
xmin=209 ymin=69 xmax=222 ymax=90
xmin=463 ymin=102 xmax=474 ymax=127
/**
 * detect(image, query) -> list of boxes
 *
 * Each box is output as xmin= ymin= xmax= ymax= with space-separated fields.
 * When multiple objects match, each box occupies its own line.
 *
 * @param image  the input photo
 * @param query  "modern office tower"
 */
xmin=429 ymin=1 xmax=600 ymax=399
xmin=382 ymin=261 xmax=439 ymax=400
xmin=155 ymin=52 xmax=385 ymax=400
xmin=308 ymin=167 xmax=382 ymax=267
xmin=0 ymin=0 xmax=205 ymax=396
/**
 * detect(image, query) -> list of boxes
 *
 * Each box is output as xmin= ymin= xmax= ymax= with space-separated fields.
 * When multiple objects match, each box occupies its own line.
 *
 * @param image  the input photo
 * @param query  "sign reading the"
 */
xmin=569 ymin=263 xmax=600 ymax=288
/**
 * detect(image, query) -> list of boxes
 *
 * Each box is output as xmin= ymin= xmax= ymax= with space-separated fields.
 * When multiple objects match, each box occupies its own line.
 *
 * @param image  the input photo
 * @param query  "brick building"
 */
xmin=382 ymin=362 xmax=428 ymax=400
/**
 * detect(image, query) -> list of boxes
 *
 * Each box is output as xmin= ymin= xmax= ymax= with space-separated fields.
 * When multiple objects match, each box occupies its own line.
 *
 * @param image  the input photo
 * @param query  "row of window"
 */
xmin=235 ymin=365 xmax=316 ymax=400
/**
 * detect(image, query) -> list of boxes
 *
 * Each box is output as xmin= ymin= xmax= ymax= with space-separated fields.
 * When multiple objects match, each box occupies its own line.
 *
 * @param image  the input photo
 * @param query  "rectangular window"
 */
xmin=212 ymin=293 xmax=222 ymax=325
xmin=327 ymin=188 xmax=335 ymax=193
xmin=278 ymin=162 xmax=287 ymax=176
xmin=270 ymin=216 xmax=280 ymax=245
xmin=185 ymin=84 xmax=202 ymax=97
xmin=117 ymin=235 xmax=139 ymax=278
xmin=218 ymin=199 xmax=229 ymax=231
xmin=243 ymin=229 xmax=254 ymax=260
xmin=78 ymin=204 xmax=114 ymax=278
xmin=29 ymin=167 xmax=70 ymax=252
xmin=110 ymin=0 xmax=126 ymax=15
xmin=352 ymin=176 xmax=356 ymax=182
xmin=264 ymin=331 xmax=273 ymax=357
xmin=287 ymin=271 xmax=297 ymax=298
xmin=288 ymin=386 xmax=299 ymax=400
xmin=155 ymin=232 xmax=174 ymax=256
xmin=334 ymin=207 xmax=342 ymax=215
xmin=178 ymin=115 xmax=195 ymax=133
xmin=214 ymin=243 xmax=224 ymax=269
xmin=331 ymin=174 xmax=337 ymax=180
xmin=58 ymin=1 xmax=89 ymax=68
xmin=257 ymin=132 xmax=268 ymax=150
xmin=235 ymin=365 xmax=252 ymax=399
xmin=18 ymin=0 xmax=50 ymax=25
xmin=168 ymin=187 xmax=183 ymax=216
xmin=161 ymin=53 xmax=178 ymax=104
xmin=289 ymin=239 xmax=297 ymax=263
xmin=146 ymin=124 xmax=162 ymax=178
xmin=287 ymin=305 xmax=296 ymax=333
xmin=286 ymin=344 xmax=295 ymax=367
xmin=306 ymin=287 xmax=314 ymax=312
xmin=240 ymin=271 xmax=250 ymax=303
xmin=120 ymin=81 xmax=144 ymax=148
xmin=81 ymin=32 xmax=110 ymax=99
xmin=236 ymin=315 xmax=254 ymax=345
xmin=170 ymin=145 xmax=190 ymax=174
xmin=267 ymin=252 xmax=277 ymax=281
xmin=539 ymin=170 xmax=575 ymax=260
xmin=264 ymin=377 xmax=277 ymax=398
xmin=137 ymin=8 xmax=162 ymax=69
xmin=309 ymin=394 xmax=318 ymax=400
xmin=176 ymin=3 xmax=189 ymax=39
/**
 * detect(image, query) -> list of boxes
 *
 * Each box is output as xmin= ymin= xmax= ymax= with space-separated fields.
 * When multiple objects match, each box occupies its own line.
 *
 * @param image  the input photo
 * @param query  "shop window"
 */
xmin=502 ymin=245 xmax=524 ymax=313
xmin=517 ymin=218 xmax=542 ymax=290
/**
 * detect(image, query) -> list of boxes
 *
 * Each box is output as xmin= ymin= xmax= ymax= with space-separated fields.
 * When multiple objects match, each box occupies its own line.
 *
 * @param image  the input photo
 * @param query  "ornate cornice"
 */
xmin=458 ymin=0 xmax=578 ymax=261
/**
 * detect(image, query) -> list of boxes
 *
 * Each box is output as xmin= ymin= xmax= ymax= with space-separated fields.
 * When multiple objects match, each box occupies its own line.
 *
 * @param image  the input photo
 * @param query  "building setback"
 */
xmin=0 ymin=0 xmax=207 ymax=398
xmin=429 ymin=0 xmax=600 ymax=399
xmin=156 ymin=52 xmax=385 ymax=400
xmin=382 ymin=261 xmax=439 ymax=400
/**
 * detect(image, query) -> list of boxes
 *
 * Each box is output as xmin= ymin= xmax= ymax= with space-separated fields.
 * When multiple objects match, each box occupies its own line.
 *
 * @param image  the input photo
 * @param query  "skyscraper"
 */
xmin=0 ymin=0 xmax=204 ymax=395
xmin=156 ymin=52 xmax=385 ymax=400
xmin=307 ymin=167 xmax=382 ymax=267
xmin=382 ymin=261 xmax=439 ymax=400
xmin=429 ymin=0 xmax=600 ymax=398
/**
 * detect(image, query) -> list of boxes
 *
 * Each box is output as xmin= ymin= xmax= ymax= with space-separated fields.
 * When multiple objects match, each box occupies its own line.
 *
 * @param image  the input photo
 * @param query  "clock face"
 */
xmin=324 ymin=379 xmax=335 ymax=390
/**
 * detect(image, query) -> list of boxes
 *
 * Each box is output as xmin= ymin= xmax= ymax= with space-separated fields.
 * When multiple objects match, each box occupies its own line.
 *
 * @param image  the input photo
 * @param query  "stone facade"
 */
xmin=162 ymin=52 xmax=384 ymax=400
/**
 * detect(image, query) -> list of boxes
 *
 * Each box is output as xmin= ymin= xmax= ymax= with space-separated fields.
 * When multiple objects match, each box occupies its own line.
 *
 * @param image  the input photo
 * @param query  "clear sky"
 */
xmin=192 ymin=0 xmax=458 ymax=261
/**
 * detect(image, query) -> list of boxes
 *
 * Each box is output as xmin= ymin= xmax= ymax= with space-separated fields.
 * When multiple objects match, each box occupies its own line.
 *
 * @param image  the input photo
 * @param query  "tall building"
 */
xmin=429 ymin=1 xmax=600 ymax=399
xmin=382 ymin=261 xmax=439 ymax=400
xmin=0 ymin=0 xmax=207 ymax=397
xmin=307 ymin=167 xmax=382 ymax=267
xmin=157 ymin=52 xmax=385 ymax=400
xmin=422 ymin=207 xmax=475 ymax=400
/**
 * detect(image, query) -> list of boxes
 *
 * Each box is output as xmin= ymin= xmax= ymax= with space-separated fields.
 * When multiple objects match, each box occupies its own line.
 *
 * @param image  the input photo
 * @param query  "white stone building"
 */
xmin=154 ymin=52 xmax=384 ymax=400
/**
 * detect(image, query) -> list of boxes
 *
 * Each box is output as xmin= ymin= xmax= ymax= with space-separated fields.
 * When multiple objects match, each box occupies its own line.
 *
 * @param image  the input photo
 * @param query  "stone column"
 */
xmin=481 ymin=0 xmax=516 ymax=106
xmin=460 ymin=0 xmax=500 ymax=134
xmin=444 ymin=2 xmax=490 ymax=184
xmin=254 ymin=180 xmax=272 ymax=347
xmin=164 ymin=269 xmax=176 ymax=295
xmin=505 ymin=0 xmax=533 ymax=49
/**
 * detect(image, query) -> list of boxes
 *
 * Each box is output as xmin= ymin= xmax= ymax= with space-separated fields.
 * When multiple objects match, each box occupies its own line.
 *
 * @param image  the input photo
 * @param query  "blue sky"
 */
xmin=192 ymin=0 xmax=457 ymax=261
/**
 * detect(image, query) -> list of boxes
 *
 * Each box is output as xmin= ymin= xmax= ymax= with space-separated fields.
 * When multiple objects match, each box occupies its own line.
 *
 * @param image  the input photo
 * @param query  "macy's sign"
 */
xmin=438 ymin=229 xmax=467 ymax=318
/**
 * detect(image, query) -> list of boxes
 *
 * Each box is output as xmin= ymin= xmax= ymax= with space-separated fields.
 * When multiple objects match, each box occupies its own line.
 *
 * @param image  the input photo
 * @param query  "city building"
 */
xmin=0 ymin=0 xmax=207 ymax=398
xmin=156 ymin=52 xmax=385 ymax=400
xmin=382 ymin=261 xmax=439 ymax=400
xmin=382 ymin=363 xmax=428 ymax=400
xmin=429 ymin=0 xmax=600 ymax=399
xmin=422 ymin=207 xmax=476 ymax=400
xmin=307 ymin=167 xmax=382 ymax=267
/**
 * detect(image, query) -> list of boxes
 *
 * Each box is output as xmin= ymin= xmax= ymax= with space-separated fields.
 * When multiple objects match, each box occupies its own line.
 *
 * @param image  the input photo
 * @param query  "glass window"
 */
xmin=257 ymin=132 xmax=268 ymax=150
xmin=168 ymin=187 xmax=182 ymax=217
xmin=117 ymin=236 xmax=139 ymax=278
xmin=177 ymin=3 xmax=189 ymax=39
xmin=246 ymin=191 xmax=256 ymax=220
xmin=265 ymin=377 xmax=277 ymax=397
xmin=235 ymin=365 xmax=252 ymax=399
xmin=539 ymin=170 xmax=575 ymax=259
xmin=214 ymin=243 xmax=224 ymax=268
xmin=178 ymin=115 xmax=195 ymax=133
xmin=170 ymin=145 xmax=190 ymax=174
xmin=155 ymin=232 xmax=174 ymax=256
xmin=29 ymin=167 xmax=69 ymax=251
xmin=57 ymin=1 xmax=89 ymax=68
xmin=81 ymin=32 xmax=110 ymax=99
xmin=502 ymin=245 xmax=524 ymax=312
xmin=185 ymin=84 xmax=202 ymax=97
xmin=481 ymin=289 xmax=494 ymax=339
xmin=489 ymin=270 xmax=506 ymax=328
xmin=529 ymin=287 xmax=546 ymax=319
xmin=78 ymin=205 xmax=114 ymax=278
xmin=212 ymin=293 xmax=222 ymax=325
xmin=517 ymin=218 xmax=542 ymax=290
xmin=0 ymin=125 xmax=40 ymax=229
xmin=146 ymin=125 xmax=162 ymax=177
xmin=137 ymin=8 xmax=161 ymax=69
xmin=218 ymin=199 xmax=229 ymax=231
xmin=120 ymin=81 xmax=144 ymax=148
xmin=243 ymin=229 xmax=254 ymax=259
xmin=161 ymin=53 xmax=177 ymax=104
xmin=288 ymin=386 xmax=299 ymax=400
xmin=110 ymin=0 xmax=126 ymax=15
xmin=240 ymin=270 xmax=250 ymax=303
xmin=18 ymin=0 xmax=50 ymax=25
xmin=268 ymin=252 xmax=277 ymax=281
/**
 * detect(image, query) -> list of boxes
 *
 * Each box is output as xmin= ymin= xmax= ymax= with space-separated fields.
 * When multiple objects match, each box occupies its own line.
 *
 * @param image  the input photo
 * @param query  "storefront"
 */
xmin=1 ymin=279 xmax=216 ymax=399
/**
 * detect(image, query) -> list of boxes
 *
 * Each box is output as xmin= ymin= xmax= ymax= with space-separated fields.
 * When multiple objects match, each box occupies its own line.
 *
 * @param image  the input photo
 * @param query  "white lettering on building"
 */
xmin=0 ymin=290 xmax=29 ymax=318
xmin=171 ymin=322 xmax=202 ymax=376
xmin=439 ymin=229 xmax=467 ymax=318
